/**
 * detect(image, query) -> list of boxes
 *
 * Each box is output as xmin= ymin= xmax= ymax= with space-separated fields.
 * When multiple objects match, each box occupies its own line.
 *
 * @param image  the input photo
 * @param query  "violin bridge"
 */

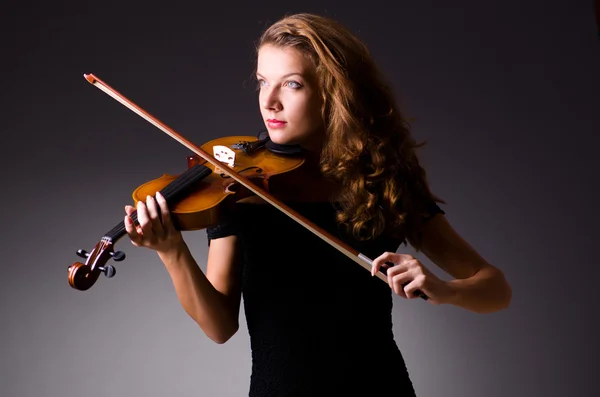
xmin=213 ymin=145 xmax=236 ymax=175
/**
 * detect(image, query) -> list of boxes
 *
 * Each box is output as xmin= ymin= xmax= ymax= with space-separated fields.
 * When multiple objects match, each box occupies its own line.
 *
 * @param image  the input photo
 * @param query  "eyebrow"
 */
xmin=255 ymin=72 xmax=305 ymax=79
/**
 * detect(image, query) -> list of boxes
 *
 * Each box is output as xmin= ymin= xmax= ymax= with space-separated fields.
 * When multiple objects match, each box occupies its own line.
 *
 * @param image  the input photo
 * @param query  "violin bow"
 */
xmin=83 ymin=73 xmax=428 ymax=300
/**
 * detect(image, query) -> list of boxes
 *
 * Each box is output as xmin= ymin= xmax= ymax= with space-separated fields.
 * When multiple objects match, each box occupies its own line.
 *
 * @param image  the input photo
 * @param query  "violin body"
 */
xmin=131 ymin=135 xmax=305 ymax=230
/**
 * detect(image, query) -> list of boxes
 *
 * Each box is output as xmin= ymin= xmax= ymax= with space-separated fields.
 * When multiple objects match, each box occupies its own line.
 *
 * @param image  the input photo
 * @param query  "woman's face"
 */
xmin=256 ymin=44 xmax=324 ymax=151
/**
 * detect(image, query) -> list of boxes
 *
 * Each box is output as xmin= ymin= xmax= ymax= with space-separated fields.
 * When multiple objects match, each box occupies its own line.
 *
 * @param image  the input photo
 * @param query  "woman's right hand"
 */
xmin=124 ymin=191 xmax=184 ymax=254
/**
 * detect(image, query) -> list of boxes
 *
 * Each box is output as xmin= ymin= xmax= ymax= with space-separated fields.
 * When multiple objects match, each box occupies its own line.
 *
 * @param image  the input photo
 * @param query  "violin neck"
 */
xmin=103 ymin=164 xmax=212 ymax=242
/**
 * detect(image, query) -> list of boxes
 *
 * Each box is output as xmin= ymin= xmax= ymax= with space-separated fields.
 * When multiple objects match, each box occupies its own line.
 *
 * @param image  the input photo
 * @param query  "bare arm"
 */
xmin=420 ymin=214 xmax=512 ymax=313
xmin=125 ymin=193 xmax=242 ymax=344
xmin=159 ymin=236 xmax=242 ymax=344
xmin=159 ymin=236 xmax=241 ymax=343
xmin=373 ymin=211 xmax=512 ymax=313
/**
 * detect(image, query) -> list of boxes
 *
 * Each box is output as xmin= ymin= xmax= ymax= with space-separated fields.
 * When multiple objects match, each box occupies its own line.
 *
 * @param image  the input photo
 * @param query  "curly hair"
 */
xmin=256 ymin=13 xmax=445 ymax=250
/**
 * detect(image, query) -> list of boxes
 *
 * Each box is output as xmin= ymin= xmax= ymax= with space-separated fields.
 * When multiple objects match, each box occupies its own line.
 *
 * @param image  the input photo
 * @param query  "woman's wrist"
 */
xmin=157 ymin=239 xmax=190 ymax=268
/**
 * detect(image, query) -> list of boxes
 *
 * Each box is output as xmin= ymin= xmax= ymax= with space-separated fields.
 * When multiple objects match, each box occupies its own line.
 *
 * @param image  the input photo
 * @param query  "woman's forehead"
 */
xmin=257 ymin=44 xmax=313 ymax=78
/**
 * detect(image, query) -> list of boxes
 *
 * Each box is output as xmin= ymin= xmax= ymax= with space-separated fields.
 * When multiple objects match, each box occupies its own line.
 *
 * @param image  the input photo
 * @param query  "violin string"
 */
xmin=159 ymin=163 xmax=211 ymax=202
xmin=102 ymin=164 xmax=212 ymax=242
xmin=105 ymin=164 xmax=210 ymax=240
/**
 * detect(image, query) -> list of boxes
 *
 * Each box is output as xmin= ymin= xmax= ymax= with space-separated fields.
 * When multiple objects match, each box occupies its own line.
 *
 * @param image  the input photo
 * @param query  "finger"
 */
xmin=389 ymin=256 xmax=423 ymax=277
xmin=385 ymin=261 xmax=410 ymax=278
xmin=390 ymin=272 xmax=413 ymax=298
xmin=145 ymin=195 xmax=165 ymax=237
xmin=125 ymin=205 xmax=140 ymax=233
xmin=125 ymin=205 xmax=136 ymax=216
xmin=374 ymin=252 xmax=417 ymax=275
xmin=136 ymin=200 xmax=154 ymax=240
xmin=124 ymin=215 xmax=142 ymax=246
xmin=155 ymin=192 xmax=174 ymax=231
xmin=124 ymin=205 xmax=140 ymax=234
xmin=371 ymin=252 xmax=396 ymax=276
xmin=402 ymin=275 xmax=427 ymax=300
xmin=386 ymin=261 xmax=412 ymax=287
xmin=407 ymin=258 xmax=421 ymax=271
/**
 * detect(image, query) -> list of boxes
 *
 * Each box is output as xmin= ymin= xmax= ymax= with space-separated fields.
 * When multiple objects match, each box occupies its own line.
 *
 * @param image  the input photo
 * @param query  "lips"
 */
xmin=266 ymin=119 xmax=287 ymax=128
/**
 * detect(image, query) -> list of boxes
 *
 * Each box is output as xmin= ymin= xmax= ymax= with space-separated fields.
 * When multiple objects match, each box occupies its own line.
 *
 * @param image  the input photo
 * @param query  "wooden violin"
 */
xmin=67 ymin=133 xmax=304 ymax=290
xmin=67 ymin=73 xmax=428 ymax=300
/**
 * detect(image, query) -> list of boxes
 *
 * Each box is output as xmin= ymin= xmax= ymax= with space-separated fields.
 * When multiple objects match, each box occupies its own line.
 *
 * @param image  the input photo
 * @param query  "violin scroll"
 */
xmin=68 ymin=240 xmax=124 ymax=291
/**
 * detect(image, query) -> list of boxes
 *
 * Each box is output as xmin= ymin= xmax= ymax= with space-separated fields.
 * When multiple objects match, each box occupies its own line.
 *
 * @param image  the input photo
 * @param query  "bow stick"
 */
xmin=83 ymin=73 xmax=428 ymax=300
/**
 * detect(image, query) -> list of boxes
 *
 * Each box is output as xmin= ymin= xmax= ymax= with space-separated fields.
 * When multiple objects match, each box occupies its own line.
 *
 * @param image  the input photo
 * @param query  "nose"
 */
xmin=261 ymin=86 xmax=282 ymax=112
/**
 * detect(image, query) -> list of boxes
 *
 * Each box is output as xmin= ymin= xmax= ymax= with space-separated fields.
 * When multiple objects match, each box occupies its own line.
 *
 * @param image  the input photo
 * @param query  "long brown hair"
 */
xmin=256 ymin=13 xmax=445 ymax=250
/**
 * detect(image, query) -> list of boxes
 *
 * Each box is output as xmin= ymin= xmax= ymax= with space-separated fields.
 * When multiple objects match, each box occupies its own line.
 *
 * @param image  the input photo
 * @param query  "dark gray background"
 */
xmin=2 ymin=1 xmax=599 ymax=396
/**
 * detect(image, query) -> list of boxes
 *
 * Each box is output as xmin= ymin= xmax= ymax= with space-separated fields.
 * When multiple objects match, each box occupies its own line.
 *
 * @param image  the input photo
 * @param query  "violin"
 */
xmin=67 ymin=132 xmax=303 ymax=290
xmin=67 ymin=74 xmax=428 ymax=300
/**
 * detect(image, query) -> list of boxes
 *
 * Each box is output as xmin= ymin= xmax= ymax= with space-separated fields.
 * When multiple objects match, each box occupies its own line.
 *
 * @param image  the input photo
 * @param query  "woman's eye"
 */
xmin=285 ymin=81 xmax=302 ymax=89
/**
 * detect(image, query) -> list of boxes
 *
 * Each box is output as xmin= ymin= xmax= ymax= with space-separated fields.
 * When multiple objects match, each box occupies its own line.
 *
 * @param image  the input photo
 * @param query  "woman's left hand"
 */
xmin=371 ymin=252 xmax=455 ymax=305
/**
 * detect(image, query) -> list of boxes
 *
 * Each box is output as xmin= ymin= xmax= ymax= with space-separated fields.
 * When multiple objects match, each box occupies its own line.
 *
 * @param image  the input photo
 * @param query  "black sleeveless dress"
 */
xmin=206 ymin=200 xmax=444 ymax=397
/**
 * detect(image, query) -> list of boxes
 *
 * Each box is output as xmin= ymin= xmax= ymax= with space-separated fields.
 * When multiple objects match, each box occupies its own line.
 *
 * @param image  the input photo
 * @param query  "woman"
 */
xmin=124 ymin=13 xmax=512 ymax=396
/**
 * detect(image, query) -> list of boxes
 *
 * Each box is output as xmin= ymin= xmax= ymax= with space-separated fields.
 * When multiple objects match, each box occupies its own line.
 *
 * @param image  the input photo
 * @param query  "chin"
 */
xmin=267 ymin=129 xmax=299 ymax=146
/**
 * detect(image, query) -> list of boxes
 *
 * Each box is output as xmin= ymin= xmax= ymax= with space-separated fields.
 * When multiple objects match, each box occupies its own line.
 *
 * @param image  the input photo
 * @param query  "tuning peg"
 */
xmin=76 ymin=249 xmax=90 ymax=258
xmin=98 ymin=265 xmax=116 ymax=278
xmin=110 ymin=251 xmax=126 ymax=262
